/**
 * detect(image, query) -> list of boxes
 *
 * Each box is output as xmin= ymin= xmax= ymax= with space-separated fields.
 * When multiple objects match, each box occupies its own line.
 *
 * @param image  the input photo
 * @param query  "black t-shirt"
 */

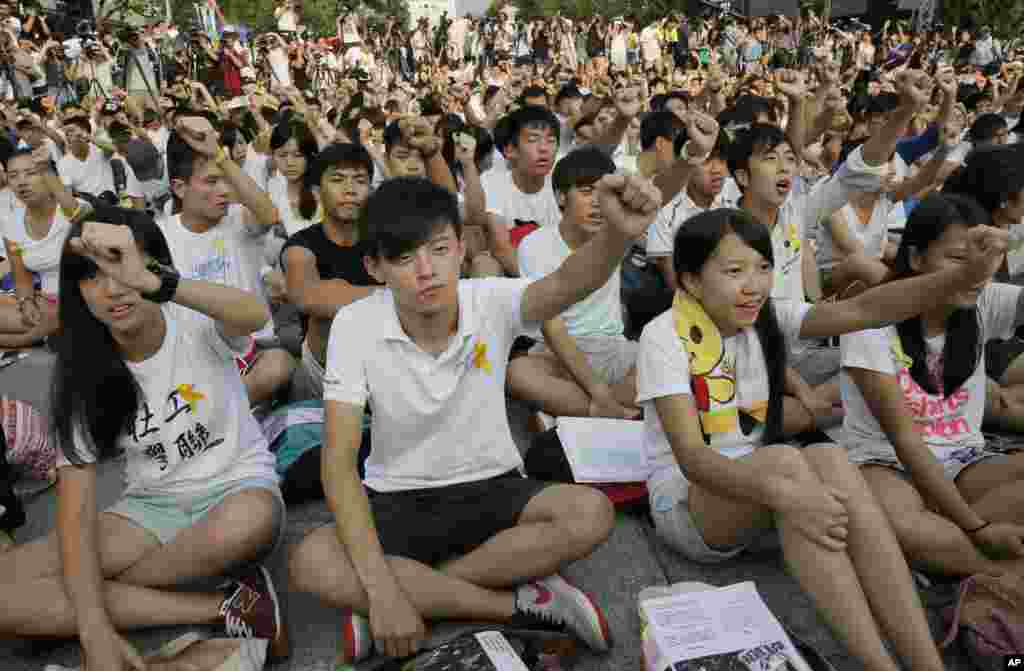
xmin=281 ymin=223 xmax=381 ymax=333
xmin=281 ymin=222 xmax=379 ymax=288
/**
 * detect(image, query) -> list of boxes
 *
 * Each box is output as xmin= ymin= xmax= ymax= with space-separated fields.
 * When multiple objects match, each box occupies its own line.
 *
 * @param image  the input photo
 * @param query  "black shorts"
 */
xmin=367 ymin=470 xmax=550 ymax=566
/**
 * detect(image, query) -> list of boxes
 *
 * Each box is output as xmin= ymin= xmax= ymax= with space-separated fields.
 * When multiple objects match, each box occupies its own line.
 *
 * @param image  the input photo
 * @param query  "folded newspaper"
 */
xmin=639 ymin=582 xmax=816 ymax=671
xmin=409 ymin=630 xmax=532 ymax=671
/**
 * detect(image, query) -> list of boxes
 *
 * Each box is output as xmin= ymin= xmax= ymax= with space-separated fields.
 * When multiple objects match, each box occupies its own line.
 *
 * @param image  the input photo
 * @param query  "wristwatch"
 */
xmin=142 ymin=261 xmax=181 ymax=304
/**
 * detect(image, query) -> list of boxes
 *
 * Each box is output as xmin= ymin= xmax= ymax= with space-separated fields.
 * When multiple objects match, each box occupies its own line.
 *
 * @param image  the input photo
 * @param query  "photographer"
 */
xmin=0 ymin=31 xmax=38 ymax=101
xmin=68 ymin=37 xmax=114 ymax=102
xmin=120 ymin=28 xmax=160 ymax=109
xmin=40 ymin=39 xmax=73 ymax=105
xmin=259 ymin=32 xmax=291 ymax=89
xmin=220 ymin=27 xmax=247 ymax=97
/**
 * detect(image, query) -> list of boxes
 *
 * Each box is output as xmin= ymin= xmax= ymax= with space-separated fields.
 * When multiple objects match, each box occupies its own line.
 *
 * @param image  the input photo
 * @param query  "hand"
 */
xmin=453 ymin=132 xmax=477 ymax=166
xmin=772 ymin=480 xmax=850 ymax=551
xmin=972 ymin=522 xmax=1024 ymax=558
xmin=775 ymin=69 xmax=807 ymax=100
xmin=797 ymin=390 xmax=843 ymax=427
xmin=589 ymin=385 xmax=640 ymax=420
xmin=962 ymin=224 xmax=1009 ymax=285
xmin=68 ymin=223 xmax=159 ymax=295
xmin=80 ymin=620 xmax=147 ymax=671
xmin=936 ymin=68 xmax=957 ymax=99
xmin=596 ymin=174 xmax=662 ymax=240
xmin=823 ymin=86 xmax=847 ymax=116
xmin=368 ymin=589 xmax=426 ymax=659
xmin=175 ymin=116 xmax=220 ymax=158
xmin=894 ymin=69 xmax=934 ymax=110
xmin=683 ymin=112 xmax=720 ymax=161
xmin=814 ymin=61 xmax=840 ymax=89
xmin=399 ymin=117 xmax=441 ymax=158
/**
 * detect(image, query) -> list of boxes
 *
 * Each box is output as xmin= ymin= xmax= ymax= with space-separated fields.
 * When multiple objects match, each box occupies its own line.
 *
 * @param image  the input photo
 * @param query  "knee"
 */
xmin=209 ymin=489 xmax=278 ymax=551
xmin=259 ymin=348 xmax=297 ymax=384
xmin=758 ymin=445 xmax=814 ymax=481
xmin=469 ymin=253 xmax=503 ymax=278
xmin=289 ymin=528 xmax=365 ymax=607
xmin=557 ymin=486 xmax=615 ymax=549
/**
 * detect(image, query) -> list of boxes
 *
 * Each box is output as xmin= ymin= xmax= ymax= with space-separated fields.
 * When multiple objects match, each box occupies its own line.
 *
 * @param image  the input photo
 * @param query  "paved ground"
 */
xmin=0 ymin=349 xmax=974 ymax=670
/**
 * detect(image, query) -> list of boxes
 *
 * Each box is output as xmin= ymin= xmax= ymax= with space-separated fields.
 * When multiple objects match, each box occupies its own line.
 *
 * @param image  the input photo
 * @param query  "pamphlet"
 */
xmin=640 ymin=582 xmax=814 ymax=671
xmin=412 ymin=631 xmax=531 ymax=671
xmin=555 ymin=417 xmax=648 ymax=483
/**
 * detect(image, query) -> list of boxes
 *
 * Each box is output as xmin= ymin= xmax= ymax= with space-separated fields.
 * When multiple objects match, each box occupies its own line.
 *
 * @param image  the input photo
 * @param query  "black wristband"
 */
xmin=141 ymin=262 xmax=181 ymax=304
xmin=966 ymin=521 xmax=991 ymax=535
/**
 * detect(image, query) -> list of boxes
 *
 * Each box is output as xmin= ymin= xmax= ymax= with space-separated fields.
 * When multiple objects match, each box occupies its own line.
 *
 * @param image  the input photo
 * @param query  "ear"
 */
xmin=363 ymin=253 xmax=385 ymax=284
xmin=734 ymin=168 xmax=750 ymax=190
xmin=170 ymin=177 xmax=188 ymax=202
xmin=680 ymin=271 xmax=702 ymax=300
xmin=907 ymin=246 xmax=923 ymax=274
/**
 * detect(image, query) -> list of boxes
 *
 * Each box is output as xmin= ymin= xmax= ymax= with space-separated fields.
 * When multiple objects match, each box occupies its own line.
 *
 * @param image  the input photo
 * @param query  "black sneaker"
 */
xmin=220 ymin=564 xmax=290 ymax=660
xmin=510 ymin=574 xmax=612 ymax=652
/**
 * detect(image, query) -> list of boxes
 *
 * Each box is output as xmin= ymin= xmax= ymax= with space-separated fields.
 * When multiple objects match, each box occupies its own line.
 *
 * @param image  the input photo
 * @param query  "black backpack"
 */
xmin=0 ymin=418 xmax=26 ymax=536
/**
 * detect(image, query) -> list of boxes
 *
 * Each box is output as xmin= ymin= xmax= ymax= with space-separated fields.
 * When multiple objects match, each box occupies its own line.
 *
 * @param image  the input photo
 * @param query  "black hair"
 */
xmin=944 ymin=144 xmax=1024 ymax=216
xmin=307 ymin=142 xmax=374 ymax=190
xmin=554 ymin=85 xmax=582 ymax=107
xmin=966 ymin=112 xmax=1008 ymax=145
xmin=640 ymin=110 xmax=685 ymax=152
xmin=671 ymin=208 xmax=786 ymax=444
xmin=382 ymin=119 xmax=408 ymax=154
xmin=551 ymin=146 xmax=615 ymax=209
xmin=520 ymin=85 xmax=548 ymax=105
xmin=865 ymin=92 xmax=900 ymax=118
xmin=359 ymin=177 xmax=461 ymax=261
xmin=62 ymin=116 xmax=92 ymax=134
xmin=504 ymin=105 xmax=560 ymax=148
xmin=51 ymin=209 xmax=175 ymax=465
xmin=270 ymin=120 xmax=319 ymax=220
xmin=892 ymin=193 xmax=990 ymax=396
xmin=436 ymin=113 xmax=467 ymax=177
xmin=724 ymin=95 xmax=777 ymax=127
xmin=725 ymin=123 xmax=788 ymax=186
xmin=649 ymin=93 xmax=668 ymax=112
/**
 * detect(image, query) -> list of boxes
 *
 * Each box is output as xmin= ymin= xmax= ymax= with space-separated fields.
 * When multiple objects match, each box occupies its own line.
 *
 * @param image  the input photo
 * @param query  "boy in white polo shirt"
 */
xmin=289 ymin=174 xmax=662 ymax=663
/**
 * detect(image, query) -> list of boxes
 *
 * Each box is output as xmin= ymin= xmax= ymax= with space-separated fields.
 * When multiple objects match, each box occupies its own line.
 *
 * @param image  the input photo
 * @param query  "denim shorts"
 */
xmin=106 ymin=477 xmax=285 ymax=560
xmin=650 ymin=475 xmax=778 ymax=564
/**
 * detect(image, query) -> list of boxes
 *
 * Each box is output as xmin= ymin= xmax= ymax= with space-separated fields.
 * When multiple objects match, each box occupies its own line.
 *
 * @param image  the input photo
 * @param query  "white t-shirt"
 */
xmin=323 ymin=278 xmax=538 ymax=492
xmin=267 ymin=173 xmax=318 ymax=237
xmin=637 ymin=299 xmax=812 ymax=493
xmin=159 ymin=208 xmax=271 ymax=334
xmin=58 ymin=304 xmax=277 ymax=498
xmin=479 ymin=169 xmax=562 ymax=231
xmin=646 ymin=188 xmax=738 ymax=258
xmin=769 ymin=148 xmax=881 ymax=302
xmin=57 ymin=145 xmax=143 ymax=199
xmin=840 ymin=283 xmax=1023 ymax=456
xmin=518 ymin=224 xmax=623 ymax=339
xmin=3 ymin=202 xmax=73 ymax=294
xmin=814 ymin=196 xmax=894 ymax=272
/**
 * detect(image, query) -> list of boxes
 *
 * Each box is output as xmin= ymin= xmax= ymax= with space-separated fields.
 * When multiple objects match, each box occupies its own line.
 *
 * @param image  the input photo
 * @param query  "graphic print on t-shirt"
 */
xmin=889 ymin=333 xmax=971 ymax=440
xmin=187 ymin=238 xmax=232 ymax=285
xmin=130 ymin=382 xmax=224 ymax=472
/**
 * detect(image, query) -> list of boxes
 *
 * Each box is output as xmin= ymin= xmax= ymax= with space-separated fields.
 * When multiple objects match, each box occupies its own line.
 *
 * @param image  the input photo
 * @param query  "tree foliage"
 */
xmin=940 ymin=0 xmax=1024 ymax=40
xmin=506 ymin=0 xmax=689 ymax=24
xmin=168 ymin=0 xmax=408 ymax=37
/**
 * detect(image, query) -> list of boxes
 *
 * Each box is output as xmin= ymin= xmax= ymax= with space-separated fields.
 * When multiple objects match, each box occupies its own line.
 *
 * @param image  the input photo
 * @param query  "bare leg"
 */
xmin=955 ymin=453 xmax=1024 ymax=525
xmin=0 ymin=489 xmax=278 ymax=636
xmin=507 ymin=354 xmax=591 ymax=417
xmin=438 ymin=484 xmax=614 ymax=588
xmin=244 ymin=348 xmax=296 ymax=406
xmin=861 ymin=466 xmax=1005 ymax=578
xmin=686 ymin=447 xmax=903 ymax=671
xmin=610 ymin=368 xmax=639 ymax=410
xmin=289 ymin=484 xmax=613 ymax=616
xmin=805 ymin=449 xmax=944 ymax=671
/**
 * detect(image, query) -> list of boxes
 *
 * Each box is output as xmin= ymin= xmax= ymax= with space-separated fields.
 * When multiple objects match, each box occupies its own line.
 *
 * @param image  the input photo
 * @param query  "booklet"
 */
xmin=411 ymin=631 xmax=531 ymax=671
xmin=555 ymin=417 xmax=649 ymax=483
xmin=640 ymin=582 xmax=815 ymax=671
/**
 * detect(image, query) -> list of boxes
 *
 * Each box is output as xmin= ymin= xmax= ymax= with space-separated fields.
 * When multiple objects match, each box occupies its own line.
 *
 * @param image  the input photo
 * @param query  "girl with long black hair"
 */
xmin=0 ymin=213 xmax=288 ymax=668
xmin=639 ymin=207 xmax=1006 ymax=671
xmin=840 ymin=192 xmax=1024 ymax=581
